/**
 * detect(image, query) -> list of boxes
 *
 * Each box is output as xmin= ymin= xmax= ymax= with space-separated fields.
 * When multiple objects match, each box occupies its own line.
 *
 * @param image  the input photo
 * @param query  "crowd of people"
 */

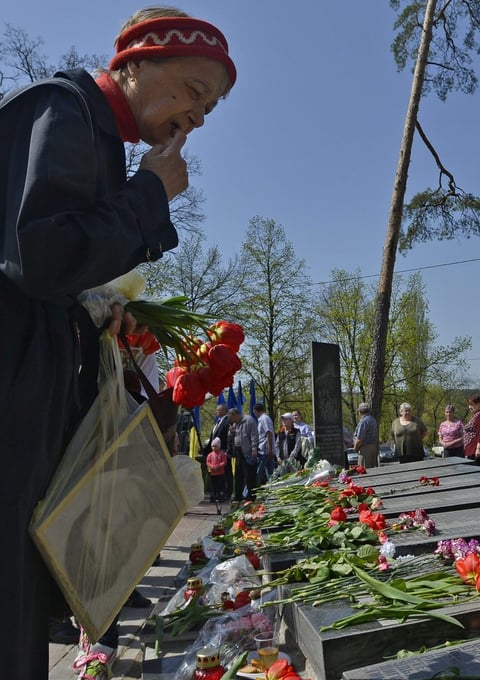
xmin=203 ymin=405 xmax=314 ymax=503
xmin=389 ymin=396 xmax=480 ymax=464
xmin=203 ymin=393 xmax=480 ymax=502
xmin=342 ymin=395 xmax=480 ymax=471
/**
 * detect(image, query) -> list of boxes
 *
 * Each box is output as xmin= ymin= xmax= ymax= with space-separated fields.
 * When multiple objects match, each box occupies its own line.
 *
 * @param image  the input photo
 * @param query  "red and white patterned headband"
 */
xmin=109 ymin=17 xmax=237 ymax=87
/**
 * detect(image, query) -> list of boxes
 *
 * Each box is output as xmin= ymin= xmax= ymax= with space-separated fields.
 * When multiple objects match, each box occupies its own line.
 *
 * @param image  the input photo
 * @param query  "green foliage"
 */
xmin=316 ymin=268 xmax=471 ymax=439
xmin=400 ymin=189 xmax=480 ymax=250
xmin=390 ymin=0 xmax=480 ymax=100
xmin=390 ymin=2 xmax=480 ymax=250
xmin=235 ymin=216 xmax=316 ymax=422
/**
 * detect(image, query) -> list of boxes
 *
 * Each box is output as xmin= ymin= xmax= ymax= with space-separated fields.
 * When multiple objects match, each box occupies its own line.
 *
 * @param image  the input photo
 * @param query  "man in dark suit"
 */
xmin=204 ymin=403 xmax=232 ymax=498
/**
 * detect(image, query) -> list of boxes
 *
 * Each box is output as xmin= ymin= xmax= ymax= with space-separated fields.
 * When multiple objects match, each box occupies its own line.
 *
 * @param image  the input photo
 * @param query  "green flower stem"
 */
xmin=221 ymin=652 xmax=249 ymax=680
xmin=320 ymin=603 xmax=464 ymax=631
xmin=125 ymin=297 xmax=210 ymax=356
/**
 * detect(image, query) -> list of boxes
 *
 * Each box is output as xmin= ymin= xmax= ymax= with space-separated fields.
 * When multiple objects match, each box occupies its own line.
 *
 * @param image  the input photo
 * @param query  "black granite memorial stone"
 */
xmin=311 ymin=342 xmax=344 ymax=467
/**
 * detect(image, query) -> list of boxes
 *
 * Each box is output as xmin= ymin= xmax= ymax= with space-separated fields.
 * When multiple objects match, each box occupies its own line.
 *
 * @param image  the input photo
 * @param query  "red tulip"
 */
xmin=208 ymin=343 xmax=242 ymax=376
xmin=172 ymin=371 xmax=205 ymax=409
xmin=207 ymin=321 xmax=245 ymax=352
xmin=175 ymin=337 xmax=205 ymax=368
xmin=265 ymin=659 xmax=290 ymax=680
xmin=120 ymin=331 xmax=160 ymax=355
xmin=232 ymin=519 xmax=247 ymax=532
xmin=165 ymin=366 xmax=186 ymax=389
xmin=456 ymin=553 xmax=480 ymax=585
xmin=197 ymin=364 xmax=235 ymax=396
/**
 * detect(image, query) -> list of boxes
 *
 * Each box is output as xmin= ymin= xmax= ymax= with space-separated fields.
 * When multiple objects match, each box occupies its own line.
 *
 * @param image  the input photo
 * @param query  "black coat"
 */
xmin=204 ymin=415 xmax=230 ymax=453
xmin=0 ymin=69 xmax=177 ymax=678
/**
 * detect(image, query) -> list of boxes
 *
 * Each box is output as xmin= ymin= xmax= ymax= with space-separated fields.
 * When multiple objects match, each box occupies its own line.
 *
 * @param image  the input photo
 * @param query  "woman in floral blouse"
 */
xmin=438 ymin=405 xmax=464 ymax=457
xmin=463 ymin=395 xmax=480 ymax=462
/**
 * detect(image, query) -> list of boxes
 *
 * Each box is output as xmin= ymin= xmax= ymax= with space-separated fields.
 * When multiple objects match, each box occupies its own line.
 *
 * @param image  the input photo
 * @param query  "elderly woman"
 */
xmin=464 ymin=395 xmax=480 ymax=462
xmin=438 ymin=405 xmax=464 ymax=457
xmin=391 ymin=402 xmax=428 ymax=463
xmin=0 ymin=7 xmax=236 ymax=679
xmin=277 ymin=413 xmax=304 ymax=465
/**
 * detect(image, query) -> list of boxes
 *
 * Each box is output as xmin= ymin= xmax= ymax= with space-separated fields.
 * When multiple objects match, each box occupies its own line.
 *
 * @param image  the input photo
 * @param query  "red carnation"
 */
xmin=359 ymin=508 xmax=386 ymax=531
xmin=330 ymin=506 xmax=347 ymax=523
xmin=246 ymin=549 xmax=260 ymax=570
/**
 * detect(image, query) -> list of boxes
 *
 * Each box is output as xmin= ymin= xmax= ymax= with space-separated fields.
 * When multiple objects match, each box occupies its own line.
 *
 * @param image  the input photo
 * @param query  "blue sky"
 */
xmin=3 ymin=1 xmax=480 ymax=381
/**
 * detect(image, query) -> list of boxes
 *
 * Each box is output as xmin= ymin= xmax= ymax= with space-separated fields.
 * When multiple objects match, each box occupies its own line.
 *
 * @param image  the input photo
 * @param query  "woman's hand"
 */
xmin=140 ymin=129 xmax=188 ymax=201
xmin=108 ymin=303 xmax=148 ymax=337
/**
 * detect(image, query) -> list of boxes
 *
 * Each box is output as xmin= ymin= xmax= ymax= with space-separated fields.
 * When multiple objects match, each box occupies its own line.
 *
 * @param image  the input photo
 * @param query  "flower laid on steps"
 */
xmin=73 ymin=644 xmax=116 ymax=680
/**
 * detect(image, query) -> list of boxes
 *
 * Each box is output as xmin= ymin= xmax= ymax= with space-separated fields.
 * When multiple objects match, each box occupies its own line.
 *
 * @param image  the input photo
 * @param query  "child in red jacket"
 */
xmin=206 ymin=437 xmax=228 ymax=502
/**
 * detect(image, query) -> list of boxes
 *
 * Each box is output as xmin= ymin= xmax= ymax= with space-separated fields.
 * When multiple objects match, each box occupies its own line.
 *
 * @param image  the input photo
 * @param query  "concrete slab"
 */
xmin=342 ymin=638 xmax=480 ymax=679
xmin=281 ymin=589 xmax=480 ymax=680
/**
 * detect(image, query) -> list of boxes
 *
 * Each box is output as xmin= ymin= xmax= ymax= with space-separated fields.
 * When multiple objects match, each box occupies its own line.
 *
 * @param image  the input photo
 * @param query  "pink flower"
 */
xmin=378 ymin=555 xmax=390 ymax=571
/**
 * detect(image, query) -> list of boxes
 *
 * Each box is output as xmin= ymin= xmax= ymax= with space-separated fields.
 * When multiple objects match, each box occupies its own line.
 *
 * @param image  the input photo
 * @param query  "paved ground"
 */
xmin=48 ymin=499 xmax=223 ymax=679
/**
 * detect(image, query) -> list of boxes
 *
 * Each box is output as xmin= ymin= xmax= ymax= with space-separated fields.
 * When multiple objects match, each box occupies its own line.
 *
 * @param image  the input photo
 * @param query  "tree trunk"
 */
xmin=367 ymin=0 xmax=438 ymax=424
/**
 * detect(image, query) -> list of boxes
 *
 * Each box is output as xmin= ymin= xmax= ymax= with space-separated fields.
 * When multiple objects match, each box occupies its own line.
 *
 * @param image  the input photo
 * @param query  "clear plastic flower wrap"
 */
xmin=205 ymin=554 xmax=262 ymax=605
xmin=173 ymin=592 xmax=280 ymax=680
xmin=160 ymin=558 xmax=221 ymax=616
xmin=160 ymin=553 xmax=262 ymax=624
xmin=202 ymin=535 xmax=226 ymax=561
xmin=29 ymin=332 xmax=188 ymax=642
xmin=77 ymin=284 xmax=129 ymax=327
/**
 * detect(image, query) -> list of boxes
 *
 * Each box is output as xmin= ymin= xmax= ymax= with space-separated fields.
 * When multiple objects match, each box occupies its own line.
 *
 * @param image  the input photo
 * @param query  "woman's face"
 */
xmin=401 ymin=407 xmax=412 ymax=419
xmin=468 ymin=401 xmax=480 ymax=413
xmin=125 ymin=56 xmax=229 ymax=146
xmin=445 ymin=409 xmax=454 ymax=420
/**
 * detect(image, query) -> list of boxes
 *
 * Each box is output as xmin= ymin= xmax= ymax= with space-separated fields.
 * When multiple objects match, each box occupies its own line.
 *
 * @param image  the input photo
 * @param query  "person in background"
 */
xmin=228 ymin=407 xmax=259 ymax=502
xmin=438 ymin=405 xmax=464 ymax=457
xmin=203 ymin=402 xmax=232 ymax=499
xmin=352 ymin=403 xmax=378 ymax=469
xmin=0 ymin=5 xmax=236 ymax=679
xmin=343 ymin=425 xmax=354 ymax=469
xmin=206 ymin=437 xmax=228 ymax=503
xmin=253 ymin=402 xmax=275 ymax=485
xmin=277 ymin=413 xmax=304 ymax=465
xmin=464 ymin=395 xmax=480 ymax=463
xmin=391 ymin=402 xmax=428 ymax=463
xmin=292 ymin=409 xmax=314 ymax=446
